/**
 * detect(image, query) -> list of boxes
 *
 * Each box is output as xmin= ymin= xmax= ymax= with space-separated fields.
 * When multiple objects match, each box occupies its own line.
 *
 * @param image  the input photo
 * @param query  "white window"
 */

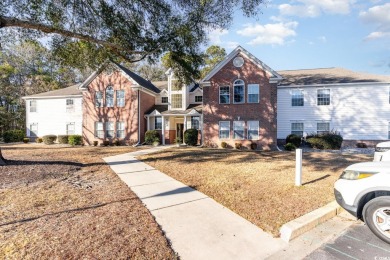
xmin=30 ymin=123 xmax=38 ymax=137
xmin=233 ymin=80 xmax=245 ymax=104
xmin=95 ymin=92 xmax=103 ymax=107
xmin=247 ymin=84 xmax=259 ymax=103
xmin=116 ymin=121 xmax=125 ymax=138
xmin=66 ymin=122 xmax=75 ymax=135
xmin=106 ymin=86 xmax=114 ymax=107
xmin=317 ymin=122 xmax=330 ymax=134
xmin=291 ymin=122 xmax=304 ymax=137
xmin=171 ymin=94 xmax=182 ymax=109
xmin=247 ymin=121 xmax=259 ymax=140
xmin=317 ymin=89 xmax=330 ymax=106
xmin=66 ymin=99 xmax=74 ymax=112
xmin=195 ymin=96 xmax=203 ymax=102
xmin=30 ymin=100 xmax=37 ymax=112
xmin=105 ymin=122 xmax=114 ymax=138
xmin=389 ymin=122 xmax=390 ymax=139
xmin=219 ymin=86 xmax=230 ymax=104
xmin=95 ymin=122 xmax=104 ymax=138
xmin=161 ymin=96 xmax=168 ymax=103
xmin=233 ymin=121 xmax=245 ymax=139
xmin=291 ymin=89 xmax=304 ymax=106
xmin=191 ymin=116 xmax=200 ymax=130
xmin=155 ymin=117 xmax=162 ymax=129
xmin=219 ymin=121 xmax=230 ymax=139
xmin=116 ymin=90 xmax=125 ymax=107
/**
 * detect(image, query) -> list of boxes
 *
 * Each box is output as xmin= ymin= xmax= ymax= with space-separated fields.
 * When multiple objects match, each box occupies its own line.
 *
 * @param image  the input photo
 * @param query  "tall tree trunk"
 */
xmin=0 ymin=147 xmax=6 ymax=166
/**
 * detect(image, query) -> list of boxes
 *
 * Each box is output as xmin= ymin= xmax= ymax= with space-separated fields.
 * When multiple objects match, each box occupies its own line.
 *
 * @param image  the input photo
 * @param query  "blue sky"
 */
xmin=207 ymin=0 xmax=390 ymax=75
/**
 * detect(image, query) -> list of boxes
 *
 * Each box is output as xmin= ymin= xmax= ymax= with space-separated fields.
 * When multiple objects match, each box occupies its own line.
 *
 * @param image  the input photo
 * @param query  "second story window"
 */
xmin=248 ymin=84 xmax=259 ymax=103
xmin=106 ymin=86 xmax=114 ymax=107
xmin=233 ymin=79 xmax=245 ymax=104
xmin=317 ymin=89 xmax=330 ymax=106
xmin=116 ymin=90 xmax=125 ymax=107
xmin=195 ymin=96 xmax=203 ymax=102
xmin=219 ymin=86 xmax=230 ymax=104
xmin=161 ymin=97 xmax=168 ymax=103
xmin=30 ymin=100 xmax=37 ymax=112
xmin=171 ymin=94 xmax=182 ymax=109
xmin=95 ymin=91 xmax=103 ymax=107
xmin=291 ymin=89 xmax=304 ymax=106
xmin=66 ymin=99 xmax=74 ymax=112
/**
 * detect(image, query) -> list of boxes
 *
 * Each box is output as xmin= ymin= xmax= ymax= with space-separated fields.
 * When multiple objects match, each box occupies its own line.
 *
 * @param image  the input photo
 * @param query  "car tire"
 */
xmin=363 ymin=196 xmax=390 ymax=244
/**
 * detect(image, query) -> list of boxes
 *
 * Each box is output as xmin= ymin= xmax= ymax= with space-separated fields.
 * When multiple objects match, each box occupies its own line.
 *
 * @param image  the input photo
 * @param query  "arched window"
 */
xmin=233 ymin=79 xmax=245 ymax=103
xmin=106 ymin=86 xmax=114 ymax=107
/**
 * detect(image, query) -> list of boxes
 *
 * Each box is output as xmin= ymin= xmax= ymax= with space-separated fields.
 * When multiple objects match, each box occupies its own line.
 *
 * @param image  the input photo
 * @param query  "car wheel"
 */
xmin=363 ymin=196 xmax=390 ymax=244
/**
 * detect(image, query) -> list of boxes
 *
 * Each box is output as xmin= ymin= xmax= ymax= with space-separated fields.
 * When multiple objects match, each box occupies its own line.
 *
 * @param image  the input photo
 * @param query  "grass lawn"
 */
xmin=0 ymin=144 xmax=176 ymax=259
xmin=139 ymin=147 xmax=372 ymax=236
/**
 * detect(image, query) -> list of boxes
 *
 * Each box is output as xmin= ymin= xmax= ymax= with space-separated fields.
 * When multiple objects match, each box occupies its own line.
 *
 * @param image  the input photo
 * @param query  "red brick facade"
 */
xmin=203 ymin=53 xmax=278 ymax=150
xmin=82 ymin=71 xmax=154 ymax=145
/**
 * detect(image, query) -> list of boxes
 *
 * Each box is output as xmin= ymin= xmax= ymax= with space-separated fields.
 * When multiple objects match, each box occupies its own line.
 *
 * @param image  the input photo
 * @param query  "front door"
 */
xmin=176 ymin=123 xmax=184 ymax=142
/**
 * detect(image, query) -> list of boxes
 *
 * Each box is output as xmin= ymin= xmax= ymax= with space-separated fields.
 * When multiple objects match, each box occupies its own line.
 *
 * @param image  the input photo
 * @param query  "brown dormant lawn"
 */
xmin=0 ymin=144 xmax=176 ymax=259
xmin=139 ymin=147 xmax=372 ymax=236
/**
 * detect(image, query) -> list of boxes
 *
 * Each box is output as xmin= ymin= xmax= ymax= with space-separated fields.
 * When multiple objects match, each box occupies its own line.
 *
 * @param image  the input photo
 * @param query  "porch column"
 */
xmin=162 ymin=115 xmax=165 ymax=145
xmin=201 ymin=114 xmax=204 ymax=146
xmin=146 ymin=116 xmax=150 ymax=131
xmin=183 ymin=116 xmax=187 ymax=144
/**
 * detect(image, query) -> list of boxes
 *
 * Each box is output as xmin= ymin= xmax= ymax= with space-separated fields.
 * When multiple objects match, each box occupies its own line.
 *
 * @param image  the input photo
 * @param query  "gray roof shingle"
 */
xmin=23 ymin=84 xmax=82 ymax=98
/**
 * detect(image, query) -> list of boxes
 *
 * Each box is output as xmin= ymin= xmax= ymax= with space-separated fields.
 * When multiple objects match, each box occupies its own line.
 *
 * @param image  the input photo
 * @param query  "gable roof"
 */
xmin=152 ymin=81 xmax=168 ymax=91
xmin=22 ymin=84 xmax=82 ymax=99
xmin=278 ymin=67 xmax=390 ymax=87
xmin=79 ymin=61 xmax=160 ymax=94
xmin=201 ymin=45 xmax=283 ymax=83
xmin=146 ymin=104 xmax=202 ymax=115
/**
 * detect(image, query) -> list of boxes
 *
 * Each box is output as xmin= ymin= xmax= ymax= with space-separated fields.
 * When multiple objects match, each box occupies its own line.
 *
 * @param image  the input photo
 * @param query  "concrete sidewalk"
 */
xmin=104 ymin=146 xmax=287 ymax=259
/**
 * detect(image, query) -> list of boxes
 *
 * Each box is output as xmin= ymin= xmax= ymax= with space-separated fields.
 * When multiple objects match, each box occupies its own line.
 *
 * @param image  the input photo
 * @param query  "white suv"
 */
xmin=374 ymin=141 xmax=390 ymax=161
xmin=334 ymin=161 xmax=390 ymax=243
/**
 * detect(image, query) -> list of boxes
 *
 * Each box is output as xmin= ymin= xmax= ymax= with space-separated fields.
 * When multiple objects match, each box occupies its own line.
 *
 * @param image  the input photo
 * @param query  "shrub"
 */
xmin=286 ymin=134 xmax=301 ymax=148
xmin=42 ymin=135 xmax=57 ymax=145
xmin=103 ymin=140 xmax=110 ymax=146
xmin=114 ymin=139 xmax=121 ymax=146
xmin=23 ymin=138 xmax=30 ymax=143
xmin=306 ymin=131 xmax=343 ymax=150
xmin=284 ymin=142 xmax=296 ymax=151
xmin=68 ymin=135 xmax=82 ymax=145
xmin=250 ymin=142 xmax=258 ymax=150
xmin=3 ymin=129 xmax=25 ymax=143
xmin=221 ymin=141 xmax=228 ymax=148
xmin=58 ymin=135 xmax=69 ymax=144
xmin=93 ymin=141 xmax=98 ymax=146
xmin=184 ymin=129 xmax=198 ymax=146
xmin=145 ymin=130 xmax=160 ymax=145
xmin=235 ymin=142 xmax=242 ymax=149
xmin=174 ymin=137 xmax=182 ymax=144
xmin=36 ymin=137 xmax=43 ymax=143
xmin=356 ymin=142 xmax=367 ymax=148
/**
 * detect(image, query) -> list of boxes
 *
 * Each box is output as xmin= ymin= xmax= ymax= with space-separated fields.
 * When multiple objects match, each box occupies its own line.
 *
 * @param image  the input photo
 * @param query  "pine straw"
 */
xmin=139 ymin=147 xmax=372 ymax=236
xmin=0 ymin=144 xmax=176 ymax=259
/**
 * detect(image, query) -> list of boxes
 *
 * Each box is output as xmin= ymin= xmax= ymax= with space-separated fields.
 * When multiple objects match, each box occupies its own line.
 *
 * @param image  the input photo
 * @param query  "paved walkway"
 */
xmin=103 ymin=146 xmax=287 ymax=260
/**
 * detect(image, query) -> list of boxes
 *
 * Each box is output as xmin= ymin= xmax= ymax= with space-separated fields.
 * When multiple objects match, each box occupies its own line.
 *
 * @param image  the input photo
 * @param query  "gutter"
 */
xmin=133 ymin=89 xmax=142 ymax=147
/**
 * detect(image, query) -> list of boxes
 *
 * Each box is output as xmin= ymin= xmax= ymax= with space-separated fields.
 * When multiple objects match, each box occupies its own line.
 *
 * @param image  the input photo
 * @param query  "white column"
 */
xmin=201 ymin=114 xmax=204 ymax=146
xmin=146 ymin=116 xmax=150 ymax=131
xmin=162 ymin=116 xmax=165 ymax=145
xmin=295 ymin=148 xmax=302 ymax=186
xmin=183 ymin=116 xmax=187 ymax=144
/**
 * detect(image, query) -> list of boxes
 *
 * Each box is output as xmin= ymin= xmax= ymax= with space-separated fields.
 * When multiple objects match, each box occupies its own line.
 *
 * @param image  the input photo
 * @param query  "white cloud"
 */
xmin=365 ymin=31 xmax=390 ymax=40
xmin=224 ymin=41 xmax=240 ymax=50
xmin=237 ymin=22 xmax=298 ymax=46
xmin=208 ymin=29 xmax=228 ymax=45
xmin=360 ymin=3 xmax=390 ymax=41
xmin=318 ymin=36 xmax=327 ymax=43
xmin=278 ymin=0 xmax=355 ymax=18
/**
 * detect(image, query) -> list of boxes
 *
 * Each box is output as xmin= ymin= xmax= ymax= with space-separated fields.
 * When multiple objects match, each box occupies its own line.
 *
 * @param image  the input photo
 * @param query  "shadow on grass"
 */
xmin=0 ymin=197 xmax=137 ymax=227
xmin=2 ymin=159 xmax=106 ymax=168
xmin=302 ymin=174 xmax=331 ymax=186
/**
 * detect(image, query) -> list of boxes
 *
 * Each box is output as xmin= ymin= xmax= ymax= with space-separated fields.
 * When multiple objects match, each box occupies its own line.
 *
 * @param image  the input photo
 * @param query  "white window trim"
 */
xmin=317 ymin=88 xmax=331 ymax=106
xmin=95 ymin=122 xmax=104 ymax=138
xmin=247 ymin=84 xmax=259 ymax=103
xmin=291 ymin=122 xmax=304 ymax=136
xmin=116 ymin=121 xmax=125 ymax=138
xmin=106 ymin=86 xmax=114 ymax=108
xmin=233 ymin=121 xmax=245 ymax=140
xmin=195 ymin=96 xmax=203 ymax=103
xmin=116 ymin=90 xmax=125 ymax=107
xmin=219 ymin=121 xmax=230 ymax=139
xmin=291 ymin=89 xmax=304 ymax=107
xmin=233 ymin=80 xmax=245 ymax=104
xmin=316 ymin=121 xmax=330 ymax=134
xmin=95 ymin=91 xmax=103 ymax=107
xmin=219 ymin=86 xmax=230 ymax=104
xmin=29 ymin=123 xmax=38 ymax=137
xmin=105 ymin=121 xmax=114 ymax=138
xmin=30 ymin=100 xmax=37 ymax=113
xmin=66 ymin=122 xmax=75 ymax=135
xmin=247 ymin=121 xmax=259 ymax=140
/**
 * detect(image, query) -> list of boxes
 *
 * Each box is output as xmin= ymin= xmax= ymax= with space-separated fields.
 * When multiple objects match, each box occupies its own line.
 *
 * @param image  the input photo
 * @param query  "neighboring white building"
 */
xmin=22 ymin=84 xmax=83 ymax=138
xmin=277 ymin=68 xmax=390 ymax=145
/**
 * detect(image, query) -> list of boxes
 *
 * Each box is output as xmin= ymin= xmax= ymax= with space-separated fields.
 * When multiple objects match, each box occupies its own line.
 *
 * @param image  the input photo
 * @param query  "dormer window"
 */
xmin=195 ymin=96 xmax=203 ymax=102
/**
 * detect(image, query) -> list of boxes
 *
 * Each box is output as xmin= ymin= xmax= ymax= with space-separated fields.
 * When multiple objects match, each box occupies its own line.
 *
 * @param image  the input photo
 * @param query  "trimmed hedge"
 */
xmin=286 ymin=134 xmax=301 ymax=148
xmin=42 ymin=135 xmax=57 ymax=145
xmin=145 ymin=130 xmax=160 ymax=145
xmin=3 ymin=129 xmax=25 ymax=143
xmin=36 ymin=137 xmax=43 ymax=143
xmin=58 ymin=135 xmax=69 ymax=144
xmin=221 ymin=141 xmax=228 ymax=148
xmin=23 ymin=138 xmax=30 ymax=143
xmin=69 ymin=135 xmax=82 ymax=145
xmin=306 ymin=131 xmax=343 ymax=150
xmin=184 ymin=129 xmax=198 ymax=146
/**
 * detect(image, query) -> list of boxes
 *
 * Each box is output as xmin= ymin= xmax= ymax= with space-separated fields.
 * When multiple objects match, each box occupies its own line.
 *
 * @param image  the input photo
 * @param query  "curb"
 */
xmin=279 ymin=201 xmax=342 ymax=242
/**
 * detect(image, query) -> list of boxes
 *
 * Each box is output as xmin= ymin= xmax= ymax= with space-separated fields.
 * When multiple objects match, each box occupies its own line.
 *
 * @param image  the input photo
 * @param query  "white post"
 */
xmin=162 ymin=116 xmax=165 ymax=145
xmin=295 ymin=148 xmax=302 ymax=186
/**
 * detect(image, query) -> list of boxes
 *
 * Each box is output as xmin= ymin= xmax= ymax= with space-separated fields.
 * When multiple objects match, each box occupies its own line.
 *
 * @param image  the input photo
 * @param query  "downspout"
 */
xmin=133 ymin=89 xmax=142 ymax=147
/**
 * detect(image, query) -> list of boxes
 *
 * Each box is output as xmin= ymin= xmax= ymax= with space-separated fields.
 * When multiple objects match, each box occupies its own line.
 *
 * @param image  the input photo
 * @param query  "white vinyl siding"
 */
xmin=233 ymin=121 xmax=245 ymax=139
xmin=247 ymin=121 xmax=259 ymax=140
xmin=219 ymin=86 xmax=230 ymax=104
xmin=247 ymin=84 xmax=259 ymax=103
xmin=219 ymin=121 xmax=230 ymax=139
